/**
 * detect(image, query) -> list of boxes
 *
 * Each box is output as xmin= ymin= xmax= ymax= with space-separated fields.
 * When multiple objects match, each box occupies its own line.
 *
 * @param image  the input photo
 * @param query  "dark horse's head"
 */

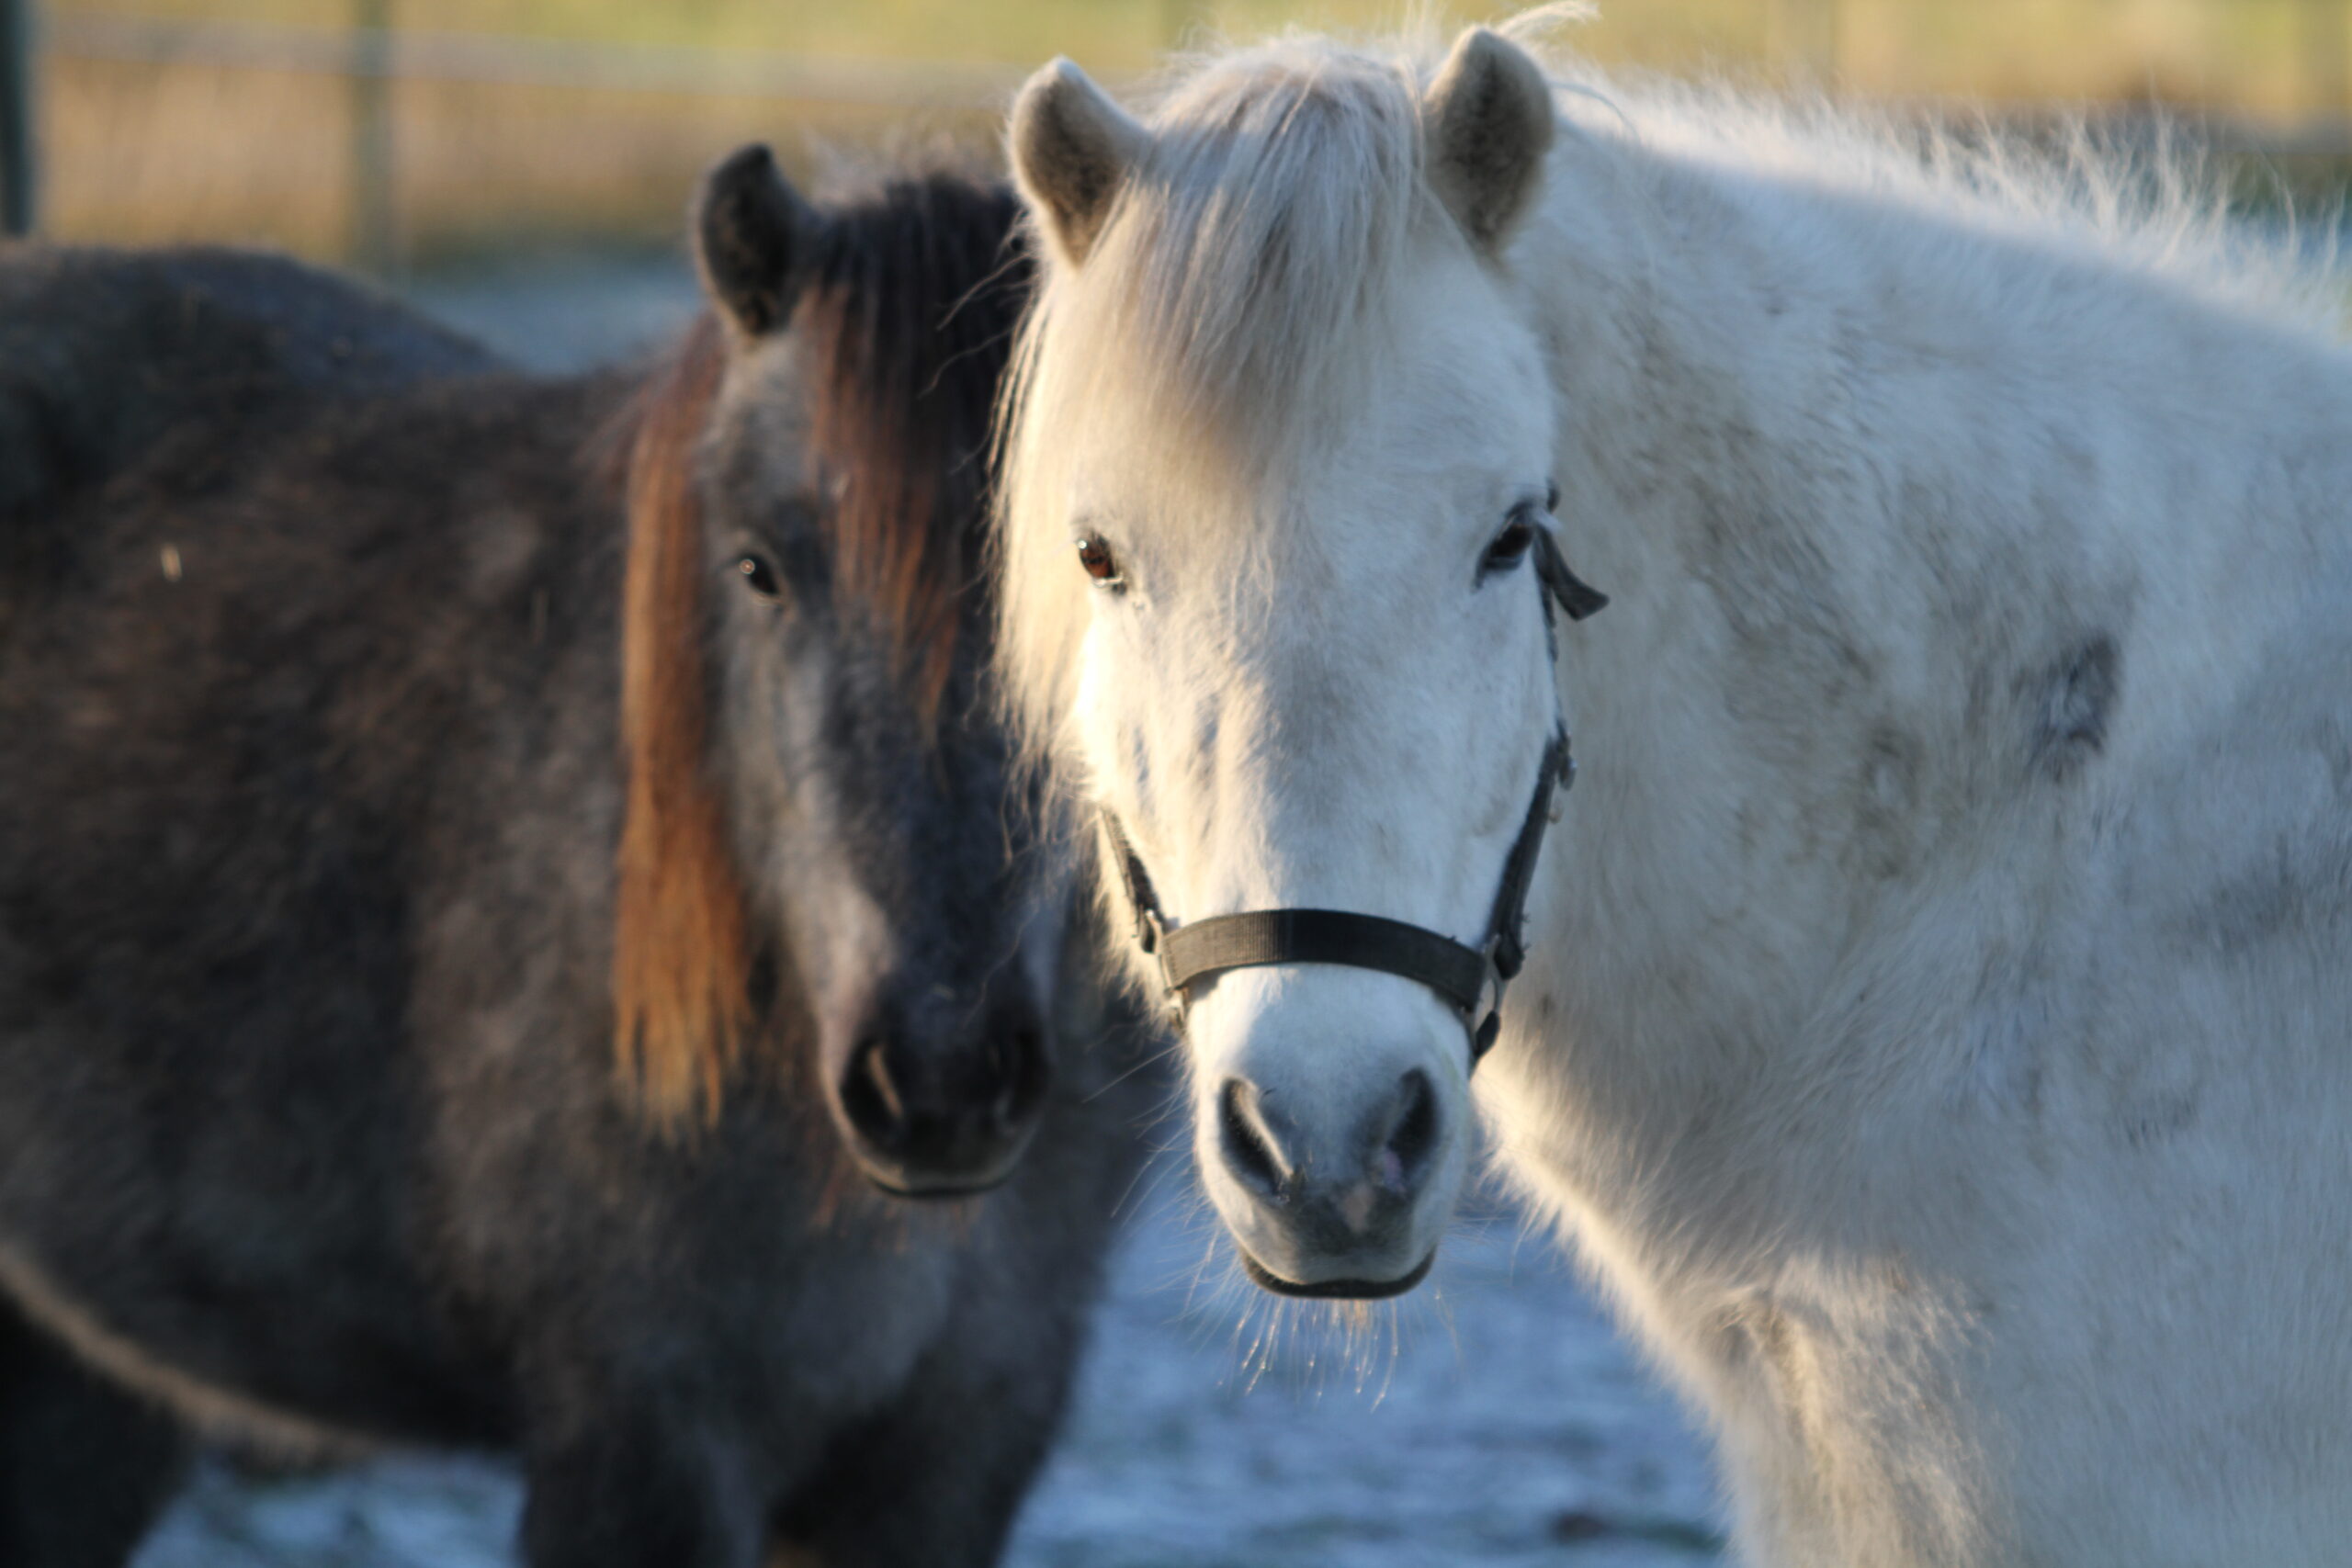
xmin=613 ymin=147 xmax=1050 ymax=1196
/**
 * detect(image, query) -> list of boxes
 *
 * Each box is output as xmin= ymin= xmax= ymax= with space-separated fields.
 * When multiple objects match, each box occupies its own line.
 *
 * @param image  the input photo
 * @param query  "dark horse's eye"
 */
xmin=1075 ymin=533 xmax=1124 ymax=590
xmin=737 ymin=554 xmax=782 ymax=599
xmin=1483 ymin=511 xmax=1538 ymax=576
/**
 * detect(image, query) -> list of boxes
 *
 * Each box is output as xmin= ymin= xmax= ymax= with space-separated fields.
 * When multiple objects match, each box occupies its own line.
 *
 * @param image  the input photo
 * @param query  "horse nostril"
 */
xmin=839 ymin=1036 xmax=909 ymax=1150
xmin=1381 ymin=1069 xmax=1440 ymax=1193
xmin=1218 ymin=1077 xmax=1288 ymax=1202
xmin=990 ymin=1023 xmax=1050 ymax=1133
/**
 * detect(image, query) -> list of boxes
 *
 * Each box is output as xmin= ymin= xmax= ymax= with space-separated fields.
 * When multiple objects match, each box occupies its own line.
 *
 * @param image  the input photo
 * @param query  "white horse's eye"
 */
xmin=1482 ymin=513 xmax=1537 ymax=576
xmin=1075 ymin=533 xmax=1125 ymax=591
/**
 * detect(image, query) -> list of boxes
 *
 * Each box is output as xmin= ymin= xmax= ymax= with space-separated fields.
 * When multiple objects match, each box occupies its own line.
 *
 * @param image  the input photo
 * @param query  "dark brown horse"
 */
xmin=0 ymin=147 xmax=1148 ymax=1568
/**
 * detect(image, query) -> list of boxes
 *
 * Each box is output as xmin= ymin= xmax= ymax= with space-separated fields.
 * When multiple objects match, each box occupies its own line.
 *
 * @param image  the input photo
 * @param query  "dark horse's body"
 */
xmin=0 ymin=152 xmax=1148 ymax=1568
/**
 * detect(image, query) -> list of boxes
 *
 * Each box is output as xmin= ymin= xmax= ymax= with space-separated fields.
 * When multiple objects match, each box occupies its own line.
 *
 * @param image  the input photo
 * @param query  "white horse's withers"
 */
xmin=1000 ymin=22 xmax=2352 ymax=1566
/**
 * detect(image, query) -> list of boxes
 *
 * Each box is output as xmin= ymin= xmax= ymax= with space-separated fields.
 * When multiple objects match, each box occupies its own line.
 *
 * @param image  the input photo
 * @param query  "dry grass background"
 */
xmin=30 ymin=0 xmax=2352 ymax=268
xmin=47 ymin=55 xmax=946 ymax=260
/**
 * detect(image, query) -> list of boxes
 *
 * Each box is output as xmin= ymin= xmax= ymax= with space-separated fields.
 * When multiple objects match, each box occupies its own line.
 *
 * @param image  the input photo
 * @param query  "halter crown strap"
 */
xmin=1095 ymin=527 xmax=1601 ymax=1072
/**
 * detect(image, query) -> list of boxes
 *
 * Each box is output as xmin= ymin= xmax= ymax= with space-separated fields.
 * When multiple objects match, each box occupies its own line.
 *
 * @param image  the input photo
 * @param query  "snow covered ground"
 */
xmin=404 ymin=251 xmax=705 ymax=377
xmin=139 ymin=1166 xmax=1721 ymax=1568
xmin=130 ymin=256 xmax=1722 ymax=1567
xmin=994 ymin=1174 xmax=1723 ymax=1568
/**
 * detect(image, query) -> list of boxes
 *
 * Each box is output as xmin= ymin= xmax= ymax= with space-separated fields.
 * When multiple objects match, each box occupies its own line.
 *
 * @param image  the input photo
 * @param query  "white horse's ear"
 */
xmin=1421 ymin=28 xmax=1555 ymax=255
xmin=1009 ymin=59 xmax=1149 ymax=269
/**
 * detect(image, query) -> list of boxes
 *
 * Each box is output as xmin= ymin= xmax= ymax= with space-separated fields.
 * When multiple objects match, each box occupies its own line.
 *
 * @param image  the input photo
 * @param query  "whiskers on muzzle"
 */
xmin=1154 ymin=1159 xmax=1517 ymax=1403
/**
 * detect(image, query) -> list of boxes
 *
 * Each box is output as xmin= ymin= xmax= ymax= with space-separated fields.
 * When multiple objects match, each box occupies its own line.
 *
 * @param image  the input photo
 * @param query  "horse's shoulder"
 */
xmin=1856 ymin=614 xmax=2352 ymax=1134
xmin=2121 ymin=615 xmax=2352 ymax=946
xmin=1959 ymin=613 xmax=2352 ymax=1126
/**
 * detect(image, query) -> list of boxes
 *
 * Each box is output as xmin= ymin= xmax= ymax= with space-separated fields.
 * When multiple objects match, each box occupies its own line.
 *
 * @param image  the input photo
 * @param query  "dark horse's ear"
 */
xmin=693 ymin=144 xmax=822 ymax=338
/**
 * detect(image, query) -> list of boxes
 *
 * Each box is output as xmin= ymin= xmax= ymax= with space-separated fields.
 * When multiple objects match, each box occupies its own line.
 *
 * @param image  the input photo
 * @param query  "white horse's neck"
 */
xmin=1493 ymin=121 xmax=2352 ymax=1260
xmin=1478 ymin=113 xmax=2352 ymax=1565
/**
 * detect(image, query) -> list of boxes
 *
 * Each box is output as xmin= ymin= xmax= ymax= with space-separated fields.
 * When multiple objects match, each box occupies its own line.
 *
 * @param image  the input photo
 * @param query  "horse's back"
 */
xmin=0 ymin=242 xmax=499 ymax=602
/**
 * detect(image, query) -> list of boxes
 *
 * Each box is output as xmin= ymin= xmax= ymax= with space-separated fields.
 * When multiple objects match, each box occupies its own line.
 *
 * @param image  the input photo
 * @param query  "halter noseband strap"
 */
xmin=1097 ymin=528 xmax=1604 ymax=1072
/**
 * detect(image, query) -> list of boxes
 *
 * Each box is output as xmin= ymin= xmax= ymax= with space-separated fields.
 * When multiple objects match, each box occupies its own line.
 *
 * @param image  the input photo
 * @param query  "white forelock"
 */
xmin=995 ymin=22 xmax=2341 ymax=770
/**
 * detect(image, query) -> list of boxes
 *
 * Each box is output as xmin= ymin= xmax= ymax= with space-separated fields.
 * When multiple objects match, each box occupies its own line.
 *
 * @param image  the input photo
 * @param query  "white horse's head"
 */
xmin=1001 ymin=28 xmax=1571 ymax=1294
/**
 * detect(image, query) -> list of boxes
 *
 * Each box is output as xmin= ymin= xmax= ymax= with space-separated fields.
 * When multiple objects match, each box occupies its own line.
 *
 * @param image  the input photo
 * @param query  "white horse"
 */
xmin=997 ymin=19 xmax=2352 ymax=1567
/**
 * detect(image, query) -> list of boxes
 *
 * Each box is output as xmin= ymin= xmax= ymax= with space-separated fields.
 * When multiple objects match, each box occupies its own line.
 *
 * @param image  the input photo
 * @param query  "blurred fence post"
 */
xmin=349 ymin=0 xmax=396 ymax=273
xmin=1 ymin=0 xmax=33 ymax=236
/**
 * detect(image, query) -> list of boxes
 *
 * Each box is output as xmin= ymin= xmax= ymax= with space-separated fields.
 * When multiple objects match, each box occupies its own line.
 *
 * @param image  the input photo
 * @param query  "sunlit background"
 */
xmin=2 ymin=4 xmax=2347 ymax=1564
xmin=12 ymin=0 xmax=2352 ymax=271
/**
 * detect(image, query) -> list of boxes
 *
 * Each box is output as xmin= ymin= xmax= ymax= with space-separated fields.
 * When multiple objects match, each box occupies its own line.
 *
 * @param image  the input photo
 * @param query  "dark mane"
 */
xmin=798 ymin=175 xmax=1030 ymax=716
xmin=610 ymin=176 xmax=1029 ymax=1122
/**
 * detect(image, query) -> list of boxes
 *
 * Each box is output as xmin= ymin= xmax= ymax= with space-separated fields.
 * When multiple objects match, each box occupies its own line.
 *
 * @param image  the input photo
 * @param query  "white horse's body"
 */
xmin=1487 ymin=107 xmax=2352 ymax=1565
xmin=1001 ymin=28 xmax=2352 ymax=1564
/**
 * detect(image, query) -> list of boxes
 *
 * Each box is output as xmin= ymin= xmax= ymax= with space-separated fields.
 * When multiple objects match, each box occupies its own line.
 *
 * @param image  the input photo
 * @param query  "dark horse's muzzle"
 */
xmin=827 ymin=984 xmax=1052 ymax=1198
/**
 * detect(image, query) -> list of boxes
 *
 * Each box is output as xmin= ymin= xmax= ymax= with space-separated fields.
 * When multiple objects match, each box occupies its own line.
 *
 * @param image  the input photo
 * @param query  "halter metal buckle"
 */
xmin=1144 ymin=911 xmax=1190 ymax=1022
xmin=1468 ymin=940 xmax=1507 ymax=1065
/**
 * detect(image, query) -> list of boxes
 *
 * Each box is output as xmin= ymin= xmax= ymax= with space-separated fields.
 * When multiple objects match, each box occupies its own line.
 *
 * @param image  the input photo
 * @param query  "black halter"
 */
xmin=1098 ymin=528 xmax=1606 ymax=1071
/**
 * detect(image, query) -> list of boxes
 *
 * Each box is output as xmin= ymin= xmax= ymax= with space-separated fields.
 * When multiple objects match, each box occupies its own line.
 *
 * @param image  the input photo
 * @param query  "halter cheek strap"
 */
xmin=1097 ymin=527 xmax=1604 ymax=1072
